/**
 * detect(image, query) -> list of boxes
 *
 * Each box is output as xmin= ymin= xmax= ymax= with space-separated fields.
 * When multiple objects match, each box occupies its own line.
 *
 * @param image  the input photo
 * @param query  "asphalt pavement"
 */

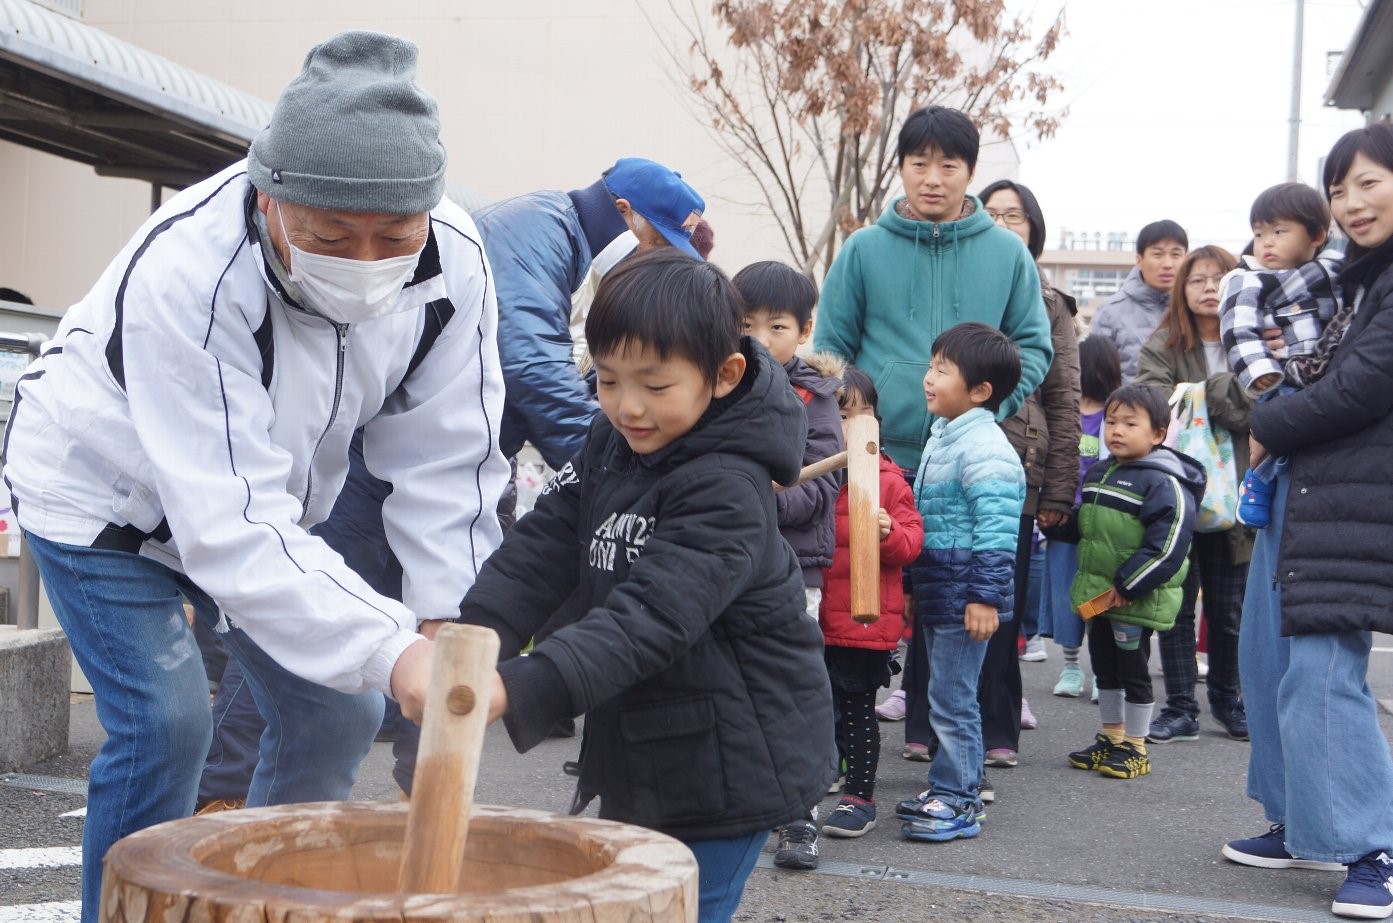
xmin=3 ymin=642 xmax=1392 ymax=922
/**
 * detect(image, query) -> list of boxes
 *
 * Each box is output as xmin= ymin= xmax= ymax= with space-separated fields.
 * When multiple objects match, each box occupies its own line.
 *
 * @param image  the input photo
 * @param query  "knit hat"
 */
xmin=248 ymin=31 xmax=447 ymax=214
xmin=603 ymin=158 xmax=705 ymax=259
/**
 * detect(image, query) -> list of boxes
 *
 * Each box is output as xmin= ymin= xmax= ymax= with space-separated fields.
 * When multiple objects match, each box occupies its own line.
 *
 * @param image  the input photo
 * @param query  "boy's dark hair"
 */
xmin=1250 ymin=182 xmax=1330 ymax=241
xmin=978 ymin=179 xmax=1046 ymax=260
xmin=586 ymin=249 xmax=740 ymax=385
xmin=837 ymin=365 xmax=879 ymax=415
xmin=930 ymin=321 xmax=1021 ymax=414
xmin=732 ymin=260 xmax=818 ymax=328
xmin=1135 ymin=220 xmax=1189 ymax=255
xmin=897 ymin=106 xmax=979 ymax=171
xmin=1078 ymin=335 xmax=1122 ymax=404
xmin=1105 ymin=383 xmax=1170 ymax=432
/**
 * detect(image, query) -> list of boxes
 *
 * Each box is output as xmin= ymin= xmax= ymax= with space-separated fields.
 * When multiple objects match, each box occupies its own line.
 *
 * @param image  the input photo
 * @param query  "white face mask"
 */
xmin=275 ymin=203 xmax=423 ymax=325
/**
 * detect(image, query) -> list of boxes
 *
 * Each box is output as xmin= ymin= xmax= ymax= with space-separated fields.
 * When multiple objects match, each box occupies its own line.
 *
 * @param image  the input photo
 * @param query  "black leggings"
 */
xmin=1088 ymin=617 xmax=1154 ymax=705
xmin=833 ymin=686 xmax=880 ymax=800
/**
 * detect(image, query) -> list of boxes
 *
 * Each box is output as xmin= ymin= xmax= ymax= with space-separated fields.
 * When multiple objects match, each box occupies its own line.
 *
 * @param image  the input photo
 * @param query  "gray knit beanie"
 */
xmin=248 ymin=31 xmax=446 ymax=214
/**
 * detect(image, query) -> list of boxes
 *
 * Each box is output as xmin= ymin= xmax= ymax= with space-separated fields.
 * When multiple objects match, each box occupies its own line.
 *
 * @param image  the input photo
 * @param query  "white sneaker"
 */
xmin=1197 ymin=655 xmax=1210 ymax=681
xmin=1020 ymin=635 xmax=1047 ymax=662
xmin=876 ymin=689 xmax=907 ymax=721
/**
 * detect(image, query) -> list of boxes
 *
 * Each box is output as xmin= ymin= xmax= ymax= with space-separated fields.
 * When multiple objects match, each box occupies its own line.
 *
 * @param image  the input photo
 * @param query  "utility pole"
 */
xmin=1288 ymin=0 xmax=1305 ymax=181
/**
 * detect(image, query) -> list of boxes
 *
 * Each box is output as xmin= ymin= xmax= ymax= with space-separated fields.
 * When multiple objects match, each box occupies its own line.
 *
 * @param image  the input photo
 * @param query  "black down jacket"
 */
xmin=1251 ymin=262 xmax=1393 ymax=636
xmin=459 ymin=339 xmax=838 ymax=840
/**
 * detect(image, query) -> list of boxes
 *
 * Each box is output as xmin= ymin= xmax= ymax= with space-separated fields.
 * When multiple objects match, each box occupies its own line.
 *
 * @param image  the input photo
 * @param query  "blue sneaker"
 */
xmin=1237 ymin=468 xmax=1273 ymax=529
xmin=895 ymin=790 xmax=986 ymax=824
xmin=1333 ymin=851 xmax=1393 ymax=919
xmin=899 ymin=797 xmax=982 ymax=842
xmin=822 ymin=795 xmax=876 ymax=838
xmin=1222 ymin=823 xmax=1345 ymax=872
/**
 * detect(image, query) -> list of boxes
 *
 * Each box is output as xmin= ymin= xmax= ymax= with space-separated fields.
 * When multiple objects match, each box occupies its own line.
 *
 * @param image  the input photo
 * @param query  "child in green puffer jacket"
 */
xmin=1053 ymin=383 xmax=1204 ymax=780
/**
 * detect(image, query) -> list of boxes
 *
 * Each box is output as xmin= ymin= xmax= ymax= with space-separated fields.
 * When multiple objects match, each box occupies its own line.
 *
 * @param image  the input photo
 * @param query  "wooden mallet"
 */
xmin=397 ymin=622 xmax=500 ymax=894
xmin=844 ymin=414 xmax=881 ymax=624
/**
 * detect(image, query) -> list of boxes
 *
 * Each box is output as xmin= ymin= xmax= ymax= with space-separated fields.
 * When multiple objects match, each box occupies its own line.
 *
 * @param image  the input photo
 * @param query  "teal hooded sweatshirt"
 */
xmin=814 ymin=196 xmax=1053 ymax=469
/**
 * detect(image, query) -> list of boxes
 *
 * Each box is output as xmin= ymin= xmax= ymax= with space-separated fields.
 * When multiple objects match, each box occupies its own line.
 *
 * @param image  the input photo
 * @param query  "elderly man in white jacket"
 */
xmin=2 ymin=31 xmax=507 ymax=921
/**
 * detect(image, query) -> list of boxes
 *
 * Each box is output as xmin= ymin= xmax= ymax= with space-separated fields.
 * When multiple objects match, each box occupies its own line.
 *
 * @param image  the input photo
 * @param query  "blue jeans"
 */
xmin=686 ymin=831 xmax=765 ymax=923
xmin=921 ymin=617 xmax=989 ymax=810
xmin=1239 ymin=471 xmax=1393 ymax=863
xmin=1040 ymin=540 xmax=1084 ymax=649
xmin=26 ymin=532 xmax=384 ymax=923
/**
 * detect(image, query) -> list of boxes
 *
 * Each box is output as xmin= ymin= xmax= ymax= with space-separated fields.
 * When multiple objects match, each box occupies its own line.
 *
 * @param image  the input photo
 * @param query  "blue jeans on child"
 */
xmin=26 ymin=532 xmax=384 ymax=923
xmin=1239 ymin=470 xmax=1393 ymax=863
xmin=686 ymin=831 xmax=766 ymax=923
xmin=921 ymin=617 xmax=990 ymax=810
xmin=1040 ymin=539 xmax=1084 ymax=649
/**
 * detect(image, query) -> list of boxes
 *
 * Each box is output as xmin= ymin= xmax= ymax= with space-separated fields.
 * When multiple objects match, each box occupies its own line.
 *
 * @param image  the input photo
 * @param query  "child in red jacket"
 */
xmin=816 ymin=361 xmax=925 ymax=837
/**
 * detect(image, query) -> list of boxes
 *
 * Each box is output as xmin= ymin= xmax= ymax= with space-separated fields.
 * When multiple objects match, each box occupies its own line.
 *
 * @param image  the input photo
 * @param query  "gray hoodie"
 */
xmin=1090 ymin=267 xmax=1170 ymax=381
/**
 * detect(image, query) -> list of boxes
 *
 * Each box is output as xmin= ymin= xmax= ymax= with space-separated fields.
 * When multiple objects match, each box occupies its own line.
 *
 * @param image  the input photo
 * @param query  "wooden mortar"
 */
xmin=99 ymin=624 xmax=697 ymax=921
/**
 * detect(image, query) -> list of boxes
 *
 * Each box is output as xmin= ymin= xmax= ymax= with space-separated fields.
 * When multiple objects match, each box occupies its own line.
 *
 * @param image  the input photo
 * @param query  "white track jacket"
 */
xmin=3 ymin=162 xmax=508 ymax=696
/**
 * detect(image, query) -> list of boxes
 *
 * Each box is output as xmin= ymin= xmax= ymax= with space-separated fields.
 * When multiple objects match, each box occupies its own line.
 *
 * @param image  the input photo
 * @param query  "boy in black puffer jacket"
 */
xmin=457 ymin=250 xmax=837 ymax=922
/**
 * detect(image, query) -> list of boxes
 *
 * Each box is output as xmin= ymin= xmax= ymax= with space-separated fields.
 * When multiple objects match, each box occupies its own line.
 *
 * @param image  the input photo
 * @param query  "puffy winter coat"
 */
xmin=458 ymin=339 xmax=837 ymax=840
xmin=473 ymin=190 xmax=600 ymax=468
xmin=1068 ymin=448 xmax=1205 ymax=631
xmin=819 ymin=453 xmax=923 ymax=650
xmin=908 ymin=407 xmax=1025 ymax=623
xmin=1090 ymin=267 xmax=1170 ymax=381
xmin=1251 ymin=260 xmax=1393 ymax=636
xmin=777 ymin=354 xmax=843 ymax=587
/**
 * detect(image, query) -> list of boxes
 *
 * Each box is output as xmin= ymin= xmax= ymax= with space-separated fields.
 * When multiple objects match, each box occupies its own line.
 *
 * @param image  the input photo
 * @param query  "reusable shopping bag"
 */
xmin=1165 ymin=382 xmax=1238 ymax=533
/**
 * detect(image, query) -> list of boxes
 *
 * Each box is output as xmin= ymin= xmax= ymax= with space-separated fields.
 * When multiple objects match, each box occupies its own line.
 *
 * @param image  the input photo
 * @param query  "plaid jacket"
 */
xmin=1219 ymin=251 xmax=1343 ymax=396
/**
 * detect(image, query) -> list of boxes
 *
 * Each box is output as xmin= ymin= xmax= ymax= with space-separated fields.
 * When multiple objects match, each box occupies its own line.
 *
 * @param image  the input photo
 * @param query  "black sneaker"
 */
xmin=773 ymin=820 xmax=819 ymax=870
xmin=1214 ymin=702 xmax=1250 ymax=741
xmin=978 ymin=773 xmax=996 ymax=803
xmin=1067 ymin=733 xmax=1113 ymax=770
xmin=1147 ymin=708 xmax=1200 ymax=743
xmin=1098 ymin=740 xmax=1151 ymax=779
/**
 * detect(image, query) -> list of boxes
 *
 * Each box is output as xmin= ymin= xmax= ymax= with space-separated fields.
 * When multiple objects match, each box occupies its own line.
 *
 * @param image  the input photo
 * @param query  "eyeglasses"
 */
xmin=986 ymin=209 xmax=1027 ymax=226
xmin=1185 ymin=274 xmax=1224 ymax=289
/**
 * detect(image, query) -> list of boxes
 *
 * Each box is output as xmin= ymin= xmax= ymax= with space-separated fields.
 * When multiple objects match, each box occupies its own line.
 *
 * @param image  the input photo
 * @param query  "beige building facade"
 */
xmin=2 ymin=0 xmax=1021 ymax=311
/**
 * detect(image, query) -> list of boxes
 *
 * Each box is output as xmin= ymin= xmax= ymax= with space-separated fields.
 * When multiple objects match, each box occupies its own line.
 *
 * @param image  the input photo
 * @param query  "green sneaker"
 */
xmin=1053 ymin=663 xmax=1085 ymax=697
xmin=1067 ymin=733 xmax=1113 ymax=771
xmin=1098 ymin=740 xmax=1151 ymax=779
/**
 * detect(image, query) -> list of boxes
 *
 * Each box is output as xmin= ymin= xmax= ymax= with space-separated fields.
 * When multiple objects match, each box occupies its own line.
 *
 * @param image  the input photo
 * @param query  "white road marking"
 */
xmin=0 ymin=847 xmax=81 ymax=869
xmin=0 ymin=901 xmax=81 ymax=922
xmin=58 ymin=807 xmax=86 ymax=818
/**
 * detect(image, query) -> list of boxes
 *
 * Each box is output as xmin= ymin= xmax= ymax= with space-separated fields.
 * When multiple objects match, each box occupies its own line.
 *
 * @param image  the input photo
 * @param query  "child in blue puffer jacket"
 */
xmin=896 ymin=322 xmax=1026 ymax=843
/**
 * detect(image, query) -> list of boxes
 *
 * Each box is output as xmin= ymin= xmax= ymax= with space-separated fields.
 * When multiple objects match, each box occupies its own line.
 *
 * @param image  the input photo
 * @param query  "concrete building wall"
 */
xmin=3 ymin=0 xmax=1020 ymax=309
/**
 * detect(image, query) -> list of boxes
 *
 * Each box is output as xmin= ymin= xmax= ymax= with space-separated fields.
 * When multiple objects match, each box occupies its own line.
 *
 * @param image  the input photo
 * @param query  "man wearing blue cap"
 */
xmin=3 ymin=32 xmax=509 ymax=920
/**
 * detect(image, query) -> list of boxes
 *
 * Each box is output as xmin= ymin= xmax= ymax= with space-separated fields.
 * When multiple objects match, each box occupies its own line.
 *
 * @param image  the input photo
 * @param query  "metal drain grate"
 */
xmin=0 ymin=773 xmax=88 ymax=797
xmin=754 ymin=855 xmax=1334 ymax=922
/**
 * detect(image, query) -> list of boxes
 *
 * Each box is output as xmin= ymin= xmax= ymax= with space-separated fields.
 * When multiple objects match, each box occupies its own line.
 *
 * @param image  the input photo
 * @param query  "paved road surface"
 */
xmin=4 ymin=643 xmax=1391 ymax=922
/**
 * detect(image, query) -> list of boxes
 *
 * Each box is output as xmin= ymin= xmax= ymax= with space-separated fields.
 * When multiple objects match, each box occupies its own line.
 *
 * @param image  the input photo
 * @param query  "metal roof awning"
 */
xmin=1326 ymin=0 xmax=1393 ymax=112
xmin=0 ymin=0 xmax=272 ymax=188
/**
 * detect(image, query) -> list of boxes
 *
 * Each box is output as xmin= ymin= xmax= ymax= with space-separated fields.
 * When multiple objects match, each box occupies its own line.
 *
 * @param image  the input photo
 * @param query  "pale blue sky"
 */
xmin=1009 ymin=0 xmax=1368 ymax=251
